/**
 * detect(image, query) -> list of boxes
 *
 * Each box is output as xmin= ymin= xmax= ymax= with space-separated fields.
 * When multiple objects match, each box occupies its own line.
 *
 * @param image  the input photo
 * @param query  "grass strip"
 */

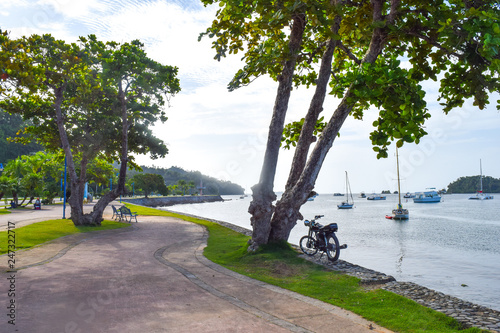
xmin=124 ymin=203 xmax=483 ymax=333
xmin=0 ymin=219 xmax=130 ymax=255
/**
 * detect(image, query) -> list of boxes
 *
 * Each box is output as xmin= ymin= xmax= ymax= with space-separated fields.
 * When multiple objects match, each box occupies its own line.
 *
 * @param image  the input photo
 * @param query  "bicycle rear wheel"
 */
xmin=325 ymin=234 xmax=340 ymax=262
xmin=299 ymin=236 xmax=318 ymax=256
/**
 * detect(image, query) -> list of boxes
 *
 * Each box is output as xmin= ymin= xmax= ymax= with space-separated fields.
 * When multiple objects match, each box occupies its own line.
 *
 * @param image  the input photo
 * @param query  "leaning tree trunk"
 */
xmin=270 ymin=100 xmax=355 ymax=241
xmin=53 ymin=84 xmax=90 ymax=225
xmin=268 ymin=1 xmax=391 ymax=242
xmin=78 ymin=83 xmax=131 ymax=225
xmin=268 ymin=36 xmax=338 ymax=242
xmin=247 ymin=13 xmax=306 ymax=251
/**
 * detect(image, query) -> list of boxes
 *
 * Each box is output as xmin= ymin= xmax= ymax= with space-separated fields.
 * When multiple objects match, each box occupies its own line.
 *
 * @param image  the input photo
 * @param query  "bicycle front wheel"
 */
xmin=325 ymin=234 xmax=340 ymax=262
xmin=299 ymin=236 xmax=318 ymax=256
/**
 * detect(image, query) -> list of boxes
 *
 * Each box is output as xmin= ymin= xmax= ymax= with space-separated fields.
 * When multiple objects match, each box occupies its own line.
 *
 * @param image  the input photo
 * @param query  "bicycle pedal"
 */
xmin=339 ymin=244 xmax=348 ymax=249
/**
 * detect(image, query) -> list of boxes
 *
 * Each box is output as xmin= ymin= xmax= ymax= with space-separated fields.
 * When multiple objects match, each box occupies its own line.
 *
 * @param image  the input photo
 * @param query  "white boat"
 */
xmin=469 ymin=159 xmax=494 ymax=200
xmin=367 ymin=194 xmax=386 ymax=200
xmin=359 ymin=192 xmax=366 ymax=198
xmin=403 ymin=192 xmax=415 ymax=198
xmin=387 ymin=147 xmax=409 ymax=220
xmin=413 ymin=188 xmax=441 ymax=203
xmin=337 ymin=171 xmax=354 ymax=209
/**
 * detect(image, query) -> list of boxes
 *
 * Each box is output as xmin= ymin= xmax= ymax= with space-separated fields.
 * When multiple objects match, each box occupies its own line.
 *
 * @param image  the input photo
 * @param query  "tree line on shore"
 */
xmin=0 ymin=149 xmax=244 ymax=207
xmin=447 ymin=176 xmax=500 ymax=194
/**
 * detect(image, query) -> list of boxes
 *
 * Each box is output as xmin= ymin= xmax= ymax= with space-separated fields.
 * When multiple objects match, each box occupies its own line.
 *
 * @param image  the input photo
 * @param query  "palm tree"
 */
xmin=0 ymin=176 xmax=14 ymax=203
xmin=177 ymin=179 xmax=187 ymax=196
xmin=3 ymin=157 xmax=29 ymax=205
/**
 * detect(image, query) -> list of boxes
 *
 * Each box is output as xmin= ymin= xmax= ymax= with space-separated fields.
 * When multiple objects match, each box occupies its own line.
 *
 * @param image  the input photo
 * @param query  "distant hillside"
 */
xmin=0 ymin=111 xmax=42 ymax=162
xmin=129 ymin=166 xmax=245 ymax=195
xmin=447 ymin=175 xmax=500 ymax=193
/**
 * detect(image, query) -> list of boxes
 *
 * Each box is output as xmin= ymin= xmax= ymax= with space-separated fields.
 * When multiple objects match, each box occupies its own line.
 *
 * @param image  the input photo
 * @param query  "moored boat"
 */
xmin=413 ymin=189 xmax=441 ymax=203
xmin=388 ymin=147 xmax=409 ymax=219
xmin=367 ymin=194 xmax=386 ymax=200
xmin=337 ymin=171 xmax=354 ymax=209
xmin=469 ymin=159 xmax=494 ymax=200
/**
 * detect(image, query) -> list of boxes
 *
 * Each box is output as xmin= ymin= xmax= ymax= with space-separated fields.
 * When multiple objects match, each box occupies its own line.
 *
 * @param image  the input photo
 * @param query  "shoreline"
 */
xmin=165 ymin=208 xmax=500 ymax=332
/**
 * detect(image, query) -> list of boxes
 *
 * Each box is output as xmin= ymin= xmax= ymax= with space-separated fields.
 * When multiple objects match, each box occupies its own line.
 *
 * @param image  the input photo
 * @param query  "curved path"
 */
xmin=1 ymin=206 xmax=391 ymax=332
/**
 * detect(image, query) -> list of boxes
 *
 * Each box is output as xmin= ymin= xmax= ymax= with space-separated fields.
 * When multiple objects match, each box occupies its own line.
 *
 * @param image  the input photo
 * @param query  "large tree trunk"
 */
xmin=269 ymin=36 xmax=338 ymax=242
xmin=270 ymin=100 xmax=355 ymax=241
xmin=53 ymin=84 xmax=121 ymax=226
xmin=248 ymin=13 xmax=306 ymax=251
xmin=268 ymin=0 xmax=391 ymax=242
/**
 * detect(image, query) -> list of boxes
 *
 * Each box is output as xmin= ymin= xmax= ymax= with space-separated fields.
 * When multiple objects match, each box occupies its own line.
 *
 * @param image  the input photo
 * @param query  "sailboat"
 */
xmin=337 ymin=171 xmax=354 ymax=209
xmin=387 ymin=147 xmax=409 ymax=219
xmin=469 ymin=159 xmax=494 ymax=200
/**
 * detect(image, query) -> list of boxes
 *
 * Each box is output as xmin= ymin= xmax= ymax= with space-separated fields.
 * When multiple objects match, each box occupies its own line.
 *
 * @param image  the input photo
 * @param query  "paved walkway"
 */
xmin=0 ymin=204 xmax=392 ymax=332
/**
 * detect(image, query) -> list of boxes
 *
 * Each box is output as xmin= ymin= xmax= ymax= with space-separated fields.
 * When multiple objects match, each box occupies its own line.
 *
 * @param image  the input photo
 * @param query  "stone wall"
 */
xmin=121 ymin=195 xmax=224 ymax=207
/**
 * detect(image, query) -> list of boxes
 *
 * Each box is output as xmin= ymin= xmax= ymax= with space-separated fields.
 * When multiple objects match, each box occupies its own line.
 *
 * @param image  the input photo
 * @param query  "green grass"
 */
xmin=0 ymin=219 xmax=130 ymax=255
xmin=0 ymin=210 xmax=11 ymax=215
xmin=124 ymin=203 xmax=484 ymax=333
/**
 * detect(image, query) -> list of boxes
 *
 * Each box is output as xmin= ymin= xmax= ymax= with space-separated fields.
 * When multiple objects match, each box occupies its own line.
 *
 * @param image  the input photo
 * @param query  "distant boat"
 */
xmin=413 ymin=188 xmax=441 ymax=203
xmin=403 ymin=192 xmax=415 ymax=198
xmin=367 ymin=194 xmax=386 ymax=200
xmin=333 ymin=193 xmax=344 ymax=196
xmin=337 ymin=171 xmax=354 ymax=209
xmin=359 ymin=192 xmax=366 ymax=198
xmin=388 ymin=147 xmax=409 ymax=220
xmin=307 ymin=192 xmax=318 ymax=202
xmin=469 ymin=159 xmax=494 ymax=200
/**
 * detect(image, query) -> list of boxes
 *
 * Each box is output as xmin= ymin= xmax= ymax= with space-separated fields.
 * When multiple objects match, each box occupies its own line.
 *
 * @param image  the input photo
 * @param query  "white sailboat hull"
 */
xmin=469 ymin=193 xmax=494 ymax=200
xmin=392 ymin=208 xmax=409 ymax=219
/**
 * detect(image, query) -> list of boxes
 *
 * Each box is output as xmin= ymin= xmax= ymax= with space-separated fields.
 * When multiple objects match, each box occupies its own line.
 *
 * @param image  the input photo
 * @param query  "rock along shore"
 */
xmin=168 ymin=210 xmax=500 ymax=333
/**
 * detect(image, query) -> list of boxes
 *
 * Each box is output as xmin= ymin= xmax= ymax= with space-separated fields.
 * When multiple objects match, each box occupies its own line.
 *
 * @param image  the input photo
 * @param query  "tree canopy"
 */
xmin=0 ymin=31 xmax=180 ymax=225
xmin=132 ymin=173 xmax=168 ymax=198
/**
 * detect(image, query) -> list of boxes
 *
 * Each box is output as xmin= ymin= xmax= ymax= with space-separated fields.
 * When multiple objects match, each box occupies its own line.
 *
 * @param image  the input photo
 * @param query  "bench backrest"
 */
xmin=120 ymin=206 xmax=132 ymax=214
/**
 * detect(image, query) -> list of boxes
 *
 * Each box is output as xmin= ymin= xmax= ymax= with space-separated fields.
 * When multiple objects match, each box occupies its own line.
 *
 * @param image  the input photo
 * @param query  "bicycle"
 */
xmin=299 ymin=215 xmax=347 ymax=262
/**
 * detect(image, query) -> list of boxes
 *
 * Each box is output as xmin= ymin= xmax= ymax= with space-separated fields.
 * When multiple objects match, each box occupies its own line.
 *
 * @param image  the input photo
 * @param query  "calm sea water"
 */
xmin=162 ymin=193 xmax=500 ymax=311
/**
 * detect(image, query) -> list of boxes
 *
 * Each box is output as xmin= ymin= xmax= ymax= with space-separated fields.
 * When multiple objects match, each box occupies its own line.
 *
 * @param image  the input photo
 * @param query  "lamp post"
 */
xmin=63 ymin=157 xmax=67 ymax=219
xmin=60 ymin=172 xmax=63 ymax=201
xmin=132 ymin=182 xmax=135 ymax=197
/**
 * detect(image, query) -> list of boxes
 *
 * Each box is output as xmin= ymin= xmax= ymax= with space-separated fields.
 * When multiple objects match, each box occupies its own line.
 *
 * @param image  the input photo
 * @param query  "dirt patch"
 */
xmin=270 ymin=261 xmax=300 ymax=277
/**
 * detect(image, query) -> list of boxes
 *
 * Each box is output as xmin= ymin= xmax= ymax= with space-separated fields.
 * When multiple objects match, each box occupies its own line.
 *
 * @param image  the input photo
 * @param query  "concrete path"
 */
xmin=0 ymin=204 xmax=392 ymax=333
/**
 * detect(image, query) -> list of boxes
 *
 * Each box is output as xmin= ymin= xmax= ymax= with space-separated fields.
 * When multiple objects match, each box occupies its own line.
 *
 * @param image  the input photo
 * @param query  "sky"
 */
xmin=1 ymin=0 xmax=499 ymax=194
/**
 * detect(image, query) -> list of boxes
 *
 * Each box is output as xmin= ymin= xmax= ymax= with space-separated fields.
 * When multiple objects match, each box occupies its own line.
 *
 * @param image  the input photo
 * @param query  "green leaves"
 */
xmin=0 ymin=31 xmax=180 ymax=162
xmin=281 ymin=117 xmax=326 ymax=150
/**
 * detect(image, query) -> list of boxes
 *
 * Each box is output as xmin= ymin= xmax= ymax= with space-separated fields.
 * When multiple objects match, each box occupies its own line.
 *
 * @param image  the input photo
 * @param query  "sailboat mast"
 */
xmin=345 ymin=171 xmax=349 ymax=203
xmin=396 ymin=147 xmax=402 ymax=206
xmin=480 ymin=159 xmax=483 ymax=193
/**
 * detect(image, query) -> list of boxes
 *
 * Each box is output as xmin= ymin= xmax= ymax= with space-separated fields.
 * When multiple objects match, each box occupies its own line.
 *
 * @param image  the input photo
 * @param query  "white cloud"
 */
xmin=36 ymin=0 xmax=108 ymax=18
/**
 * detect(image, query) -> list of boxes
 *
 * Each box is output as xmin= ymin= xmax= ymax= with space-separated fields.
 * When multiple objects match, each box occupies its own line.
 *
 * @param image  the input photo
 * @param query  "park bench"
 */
xmin=111 ymin=205 xmax=123 ymax=221
xmin=119 ymin=206 xmax=138 ymax=223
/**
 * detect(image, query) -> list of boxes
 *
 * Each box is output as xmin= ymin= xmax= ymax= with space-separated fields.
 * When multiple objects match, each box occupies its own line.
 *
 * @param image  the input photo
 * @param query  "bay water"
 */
xmin=162 ymin=193 xmax=500 ymax=311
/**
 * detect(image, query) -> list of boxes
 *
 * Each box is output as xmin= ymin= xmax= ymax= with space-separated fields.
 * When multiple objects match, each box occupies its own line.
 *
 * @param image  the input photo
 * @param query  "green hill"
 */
xmin=0 ymin=111 xmax=42 ymax=162
xmin=447 ymin=175 xmax=500 ymax=193
xmin=130 ymin=166 xmax=245 ymax=196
